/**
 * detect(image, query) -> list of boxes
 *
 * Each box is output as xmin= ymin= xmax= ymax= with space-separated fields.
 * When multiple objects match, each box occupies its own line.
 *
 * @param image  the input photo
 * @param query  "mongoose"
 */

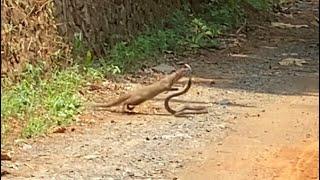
xmin=164 ymin=76 xmax=208 ymax=116
xmin=92 ymin=64 xmax=192 ymax=112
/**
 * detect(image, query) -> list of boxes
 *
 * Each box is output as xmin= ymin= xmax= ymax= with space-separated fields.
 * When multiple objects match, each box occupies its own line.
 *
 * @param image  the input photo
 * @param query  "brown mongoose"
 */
xmin=92 ymin=64 xmax=192 ymax=112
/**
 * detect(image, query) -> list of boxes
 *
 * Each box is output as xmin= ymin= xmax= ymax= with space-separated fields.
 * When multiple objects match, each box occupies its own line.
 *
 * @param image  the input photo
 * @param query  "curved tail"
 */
xmin=92 ymin=94 xmax=130 ymax=108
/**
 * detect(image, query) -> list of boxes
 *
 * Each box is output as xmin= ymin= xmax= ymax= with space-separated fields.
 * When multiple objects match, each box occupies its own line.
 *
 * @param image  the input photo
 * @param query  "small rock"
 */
xmin=110 ymin=120 xmax=116 ymax=123
xmin=127 ymin=171 xmax=134 ymax=177
xmin=187 ymin=116 xmax=193 ymax=120
xmin=306 ymin=133 xmax=311 ymax=138
xmin=142 ymin=68 xmax=153 ymax=74
xmin=1 ymin=151 xmax=12 ymax=161
xmin=1 ymin=169 xmax=10 ymax=176
xmin=176 ymin=164 xmax=183 ymax=168
xmin=102 ymin=81 xmax=110 ymax=86
xmin=14 ymin=139 xmax=27 ymax=145
xmin=146 ymin=137 xmax=150 ymax=141
xmin=83 ymin=154 xmax=99 ymax=160
xmin=88 ymin=84 xmax=101 ymax=91
xmin=7 ymin=163 xmax=19 ymax=170
xmin=152 ymin=64 xmax=175 ymax=73
xmin=217 ymin=124 xmax=226 ymax=129
xmin=217 ymin=99 xmax=232 ymax=106
xmin=22 ymin=144 xmax=32 ymax=151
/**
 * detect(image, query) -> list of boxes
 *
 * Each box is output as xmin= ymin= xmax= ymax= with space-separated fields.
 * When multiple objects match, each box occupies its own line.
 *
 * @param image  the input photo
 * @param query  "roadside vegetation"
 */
xmin=1 ymin=0 xmax=274 ymax=142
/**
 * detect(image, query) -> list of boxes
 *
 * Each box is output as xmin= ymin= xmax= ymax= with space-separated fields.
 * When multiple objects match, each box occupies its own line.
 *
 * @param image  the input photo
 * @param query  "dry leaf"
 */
xmin=279 ymin=58 xmax=308 ymax=66
xmin=88 ymin=84 xmax=101 ymax=91
xmin=1 ymin=152 xmax=12 ymax=161
xmin=53 ymin=127 xmax=67 ymax=133
xmin=1 ymin=169 xmax=10 ymax=176
xmin=271 ymin=22 xmax=309 ymax=29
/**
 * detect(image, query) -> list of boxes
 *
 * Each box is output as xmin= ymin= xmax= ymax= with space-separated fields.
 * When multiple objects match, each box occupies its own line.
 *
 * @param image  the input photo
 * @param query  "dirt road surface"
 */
xmin=2 ymin=0 xmax=319 ymax=179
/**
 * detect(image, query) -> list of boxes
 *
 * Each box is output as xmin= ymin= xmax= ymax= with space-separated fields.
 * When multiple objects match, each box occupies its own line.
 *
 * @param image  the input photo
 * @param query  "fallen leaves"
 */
xmin=1 ymin=169 xmax=10 ymax=176
xmin=1 ymin=151 xmax=13 ymax=176
xmin=49 ymin=126 xmax=76 ymax=134
xmin=271 ymin=22 xmax=309 ymax=29
xmin=52 ymin=127 xmax=67 ymax=133
xmin=279 ymin=58 xmax=308 ymax=66
xmin=1 ymin=151 xmax=12 ymax=161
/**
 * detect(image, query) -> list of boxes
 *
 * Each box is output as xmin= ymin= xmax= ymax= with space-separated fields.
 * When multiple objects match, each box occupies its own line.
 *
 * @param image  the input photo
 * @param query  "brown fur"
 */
xmin=92 ymin=66 xmax=191 ymax=112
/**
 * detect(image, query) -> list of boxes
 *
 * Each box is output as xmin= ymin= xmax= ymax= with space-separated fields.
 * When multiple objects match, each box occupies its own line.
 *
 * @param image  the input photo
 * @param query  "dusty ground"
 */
xmin=1 ymin=0 xmax=319 ymax=179
xmin=179 ymin=94 xmax=319 ymax=180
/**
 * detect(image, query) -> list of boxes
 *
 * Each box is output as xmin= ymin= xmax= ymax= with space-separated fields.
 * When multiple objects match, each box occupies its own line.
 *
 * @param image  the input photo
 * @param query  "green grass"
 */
xmin=97 ymin=2 xmax=246 ymax=73
xmin=246 ymin=0 xmax=271 ymax=11
xmin=1 ymin=64 xmax=103 ymax=140
xmin=1 ymin=0 xmax=272 ymax=141
xmin=74 ymin=0 xmax=271 ymax=74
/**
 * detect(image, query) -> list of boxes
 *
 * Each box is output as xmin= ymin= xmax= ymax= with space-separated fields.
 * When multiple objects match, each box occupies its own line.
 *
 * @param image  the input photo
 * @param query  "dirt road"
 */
xmin=179 ymin=1 xmax=319 ymax=179
xmin=2 ymin=0 xmax=319 ymax=179
xmin=179 ymin=92 xmax=319 ymax=180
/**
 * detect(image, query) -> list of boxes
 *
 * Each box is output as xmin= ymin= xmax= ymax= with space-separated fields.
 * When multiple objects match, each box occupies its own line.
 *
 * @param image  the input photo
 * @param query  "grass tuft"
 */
xmin=1 ymin=64 xmax=103 ymax=140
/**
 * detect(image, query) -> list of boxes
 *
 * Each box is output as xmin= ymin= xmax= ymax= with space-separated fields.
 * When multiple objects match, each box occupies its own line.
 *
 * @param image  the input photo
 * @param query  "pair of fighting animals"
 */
xmin=92 ymin=64 xmax=208 ymax=116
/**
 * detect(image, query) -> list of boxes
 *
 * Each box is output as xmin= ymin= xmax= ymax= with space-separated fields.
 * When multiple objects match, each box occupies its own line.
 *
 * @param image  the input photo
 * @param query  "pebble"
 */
xmin=83 ymin=154 xmax=99 ymax=160
xmin=217 ymin=99 xmax=232 ymax=105
xmin=22 ymin=144 xmax=32 ymax=151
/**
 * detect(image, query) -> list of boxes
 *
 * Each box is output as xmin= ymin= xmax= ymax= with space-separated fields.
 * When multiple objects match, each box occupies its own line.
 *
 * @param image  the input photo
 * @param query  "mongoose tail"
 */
xmin=92 ymin=64 xmax=192 ymax=112
xmin=92 ymin=94 xmax=131 ymax=108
